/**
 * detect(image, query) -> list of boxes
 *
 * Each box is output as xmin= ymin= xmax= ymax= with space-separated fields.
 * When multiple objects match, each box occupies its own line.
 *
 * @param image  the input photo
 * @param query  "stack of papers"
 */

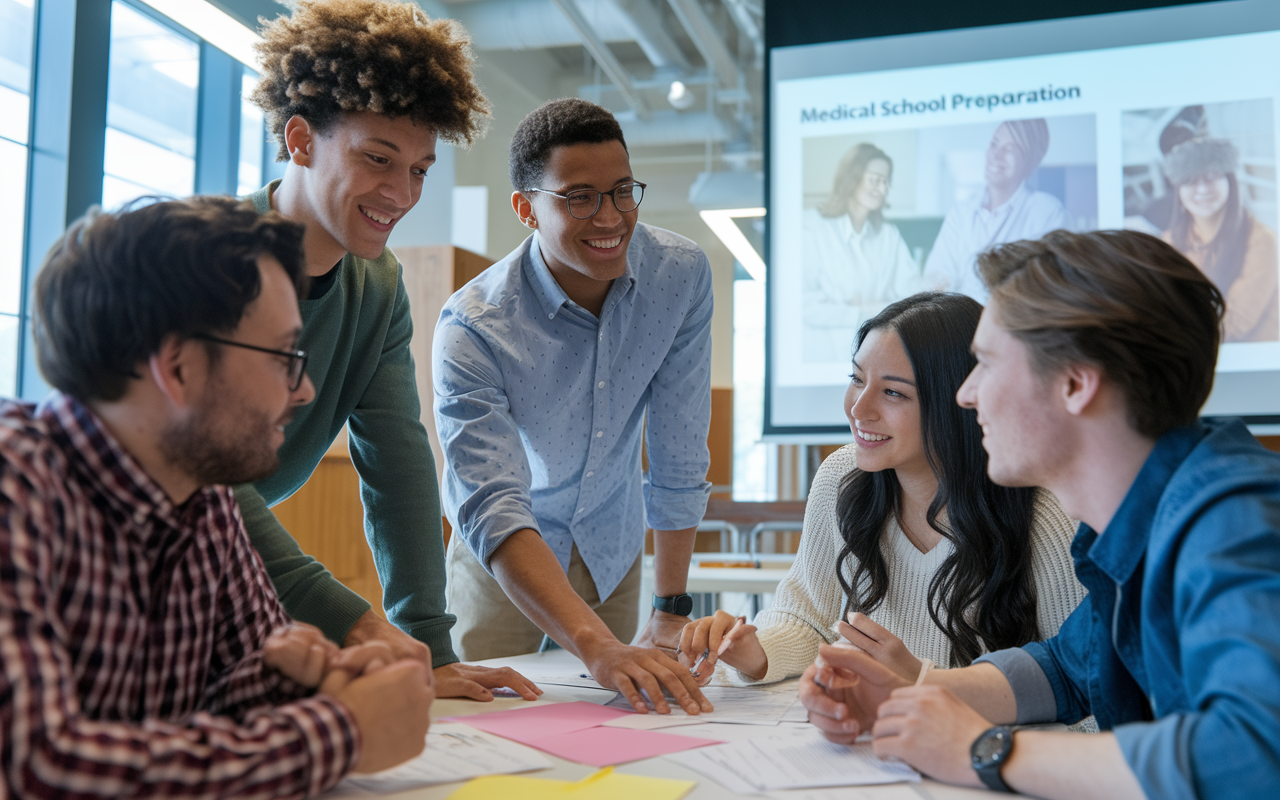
xmin=327 ymin=722 xmax=552 ymax=796
xmin=665 ymin=726 xmax=919 ymax=792
xmin=447 ymin=701 xmax=723 ymax=767
xmin=447 ymin=767 xmax=694 ymax=800
xmin=605 ymin=678 xmax=805 ymax=726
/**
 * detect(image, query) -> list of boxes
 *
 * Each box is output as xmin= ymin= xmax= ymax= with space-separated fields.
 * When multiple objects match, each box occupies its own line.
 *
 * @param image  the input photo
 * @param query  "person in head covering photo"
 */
xmin=802 ymin=143 xmax=922 ymax=362
xmin=923 ymin=118 xmax=1070 ymax=301
xmin=1162 ymin=136 xmax=1279 ymax=343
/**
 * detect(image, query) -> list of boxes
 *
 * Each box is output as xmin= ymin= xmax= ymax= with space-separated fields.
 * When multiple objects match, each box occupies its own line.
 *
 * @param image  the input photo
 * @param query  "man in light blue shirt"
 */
xmin=801 ymin=229 xmax=1280 ymax=798
xmin=433 ymin=98 xmax=714 ymax=715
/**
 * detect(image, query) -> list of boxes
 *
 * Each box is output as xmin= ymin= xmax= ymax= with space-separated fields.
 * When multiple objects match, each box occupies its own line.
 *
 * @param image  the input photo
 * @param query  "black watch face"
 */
xmin=973 ymin=729 xmax=1009 ymax=764
xmin=673 ymin=595 xmax=693 ymax=616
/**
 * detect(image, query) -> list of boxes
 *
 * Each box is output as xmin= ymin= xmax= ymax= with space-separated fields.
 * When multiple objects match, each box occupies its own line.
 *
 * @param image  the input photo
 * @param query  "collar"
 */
xmin=39 ymin=392 xmax=199 ymax=539
xmin=524 ymin=230 xmax=638 ymax=320
xmin=247 ymin=180 xmax=277 ymax=215
xmin=979 ymin=181 xmax=1030 ymax=216
xmin=836 ymin=213 xmax=877 ymax=244
xmin=1083 ymin=424 xmax=1208 ymax=583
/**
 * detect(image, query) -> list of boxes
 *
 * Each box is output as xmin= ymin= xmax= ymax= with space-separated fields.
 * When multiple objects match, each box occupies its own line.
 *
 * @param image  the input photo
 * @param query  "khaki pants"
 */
xmin=446 ymin=534 xmax=643 ymax=661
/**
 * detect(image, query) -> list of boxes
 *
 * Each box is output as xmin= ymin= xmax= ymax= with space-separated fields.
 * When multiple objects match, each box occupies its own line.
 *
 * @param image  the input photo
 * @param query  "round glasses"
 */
xmin=526 ymin=182 xmax=646 ymax=219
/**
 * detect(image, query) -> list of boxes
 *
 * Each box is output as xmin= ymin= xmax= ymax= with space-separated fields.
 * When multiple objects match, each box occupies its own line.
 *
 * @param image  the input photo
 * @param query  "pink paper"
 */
xmin=532 ymin=726 xmax=723 ymax=767
xmin=445 ymin=701 xmax=631 ymax=739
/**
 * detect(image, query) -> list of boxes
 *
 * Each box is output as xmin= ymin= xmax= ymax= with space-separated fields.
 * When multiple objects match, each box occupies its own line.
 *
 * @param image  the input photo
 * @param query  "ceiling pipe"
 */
xmin=549 ymin=0 xmax=652 ymax=119
xmin=450 ymin=0 xmax=635 ymax=52
xmin=721 ymin=0 xmax=764 ymax=65
xmin=665 ymin=0 xmax=743 ymax=91
xmin=612 ymin=0 xmax=691 ymax=73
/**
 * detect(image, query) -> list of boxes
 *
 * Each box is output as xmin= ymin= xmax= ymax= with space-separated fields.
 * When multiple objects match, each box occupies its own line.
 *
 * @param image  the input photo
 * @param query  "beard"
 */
xmin=158 ymin=378 xmax=286 ymax=488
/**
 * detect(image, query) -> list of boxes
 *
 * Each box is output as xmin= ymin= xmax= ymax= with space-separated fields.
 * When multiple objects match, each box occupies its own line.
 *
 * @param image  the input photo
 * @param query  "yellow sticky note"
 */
xmin=446 ymin=767 xmax=695 ymax=800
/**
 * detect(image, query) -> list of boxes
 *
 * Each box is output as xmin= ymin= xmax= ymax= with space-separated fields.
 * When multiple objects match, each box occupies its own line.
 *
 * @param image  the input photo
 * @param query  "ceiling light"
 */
xmin=136 ymin=0 xmax=262 ymax=67
xmin=667 ymin=80 xmax=696 ymax=110
xmin=700 ymin=207 xmax=766 ymax=282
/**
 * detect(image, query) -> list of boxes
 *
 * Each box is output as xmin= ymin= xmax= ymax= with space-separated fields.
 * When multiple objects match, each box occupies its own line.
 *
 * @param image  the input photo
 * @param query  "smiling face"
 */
xmin=1178 ymin=173 xmax=1230 ymax=222
xmin=844 ymin=327 xmax=929 ymax=476
xmin=984 ymin=123 xmax=1026 ymax=192
xmin=161 ymin=255 xmax=315 ymax=486
xmin=849 ymin=158 xmax=891 ymax=217
xmin=288 ymin=110 xmax=438 ymax=263
xmin=519 ymin=140 xmax=638 ymax=304
xmin=956 ymin=305 xmax=1062 ymax=488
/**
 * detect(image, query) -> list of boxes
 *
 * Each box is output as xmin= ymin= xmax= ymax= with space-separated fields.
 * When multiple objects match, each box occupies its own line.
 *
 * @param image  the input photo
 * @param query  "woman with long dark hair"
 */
xmin=680 ymin=292 xmax=1085 ymax=683
xmin=1162 ymin=136 xmax=1278 ymax=343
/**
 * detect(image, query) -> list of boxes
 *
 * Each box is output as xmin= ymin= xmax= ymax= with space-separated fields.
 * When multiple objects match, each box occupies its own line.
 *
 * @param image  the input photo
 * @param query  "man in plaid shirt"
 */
xmin=0 ymin=196 xmax=432 ymax=798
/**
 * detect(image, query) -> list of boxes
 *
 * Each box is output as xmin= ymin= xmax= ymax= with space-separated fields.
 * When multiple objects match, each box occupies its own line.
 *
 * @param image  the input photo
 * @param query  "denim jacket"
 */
xmin=979 ymin=419 xmax=1280 ymax=799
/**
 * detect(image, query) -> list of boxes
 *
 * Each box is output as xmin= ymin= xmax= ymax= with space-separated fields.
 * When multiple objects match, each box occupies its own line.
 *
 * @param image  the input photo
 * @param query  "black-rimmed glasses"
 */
xmin=192 ymin=334 xmax=309 ymax=391
xmin=525 ymin=181 xmax=646 ymax=219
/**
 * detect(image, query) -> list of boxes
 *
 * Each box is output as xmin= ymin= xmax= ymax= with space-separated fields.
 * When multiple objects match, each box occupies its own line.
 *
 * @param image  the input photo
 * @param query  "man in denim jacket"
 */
xmin=801 ymin=229 xmax=1280 ymax=799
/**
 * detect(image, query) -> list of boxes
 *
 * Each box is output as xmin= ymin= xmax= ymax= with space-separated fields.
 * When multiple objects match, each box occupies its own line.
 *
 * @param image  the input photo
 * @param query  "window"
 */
xmin=237 ymin=68 xmax=265 ymax=195
xmin=102 ymin=0 xmax=199 ymax=209
xmin=0 ymin=0 xmax=35 ymax=396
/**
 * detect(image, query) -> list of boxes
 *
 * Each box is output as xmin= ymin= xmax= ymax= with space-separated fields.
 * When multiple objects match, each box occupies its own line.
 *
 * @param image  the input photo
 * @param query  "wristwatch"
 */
xmin=652 ymin=593 xmax=694 ymax=616
xmin=970 ymin=725 xmax=1015 ymax=793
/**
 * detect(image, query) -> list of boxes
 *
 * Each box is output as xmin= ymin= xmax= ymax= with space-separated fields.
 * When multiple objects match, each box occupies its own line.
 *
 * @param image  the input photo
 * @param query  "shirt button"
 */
xmin=548 ymin=313 xmax=554 ymax=319
xmin=596 ymin=430 xmax=603 ymax=438
xmin=586 ymin=471 xmax=594 ymax=477
xmin=597 ymin=381 xmax=606 ymax=389
xmin=578 ymin=507 xmax=585 ymax=513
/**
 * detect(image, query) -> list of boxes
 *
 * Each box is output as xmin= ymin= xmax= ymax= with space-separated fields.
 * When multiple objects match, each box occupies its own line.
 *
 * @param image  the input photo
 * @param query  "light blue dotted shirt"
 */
xmin=432 ymin=224 xmax=713 ymax=601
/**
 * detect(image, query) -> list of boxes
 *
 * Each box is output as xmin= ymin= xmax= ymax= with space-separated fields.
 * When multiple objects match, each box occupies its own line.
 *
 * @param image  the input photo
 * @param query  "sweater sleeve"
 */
xmin=346 ymin=269 xmax=457 ymax=668
xmin=234 ymin=483 xmax=371 ymax=646
xmin=1027 ymin=490 xmax=1088 ymax=638
xmin=727 ymin=447 xmax=857 ymax=685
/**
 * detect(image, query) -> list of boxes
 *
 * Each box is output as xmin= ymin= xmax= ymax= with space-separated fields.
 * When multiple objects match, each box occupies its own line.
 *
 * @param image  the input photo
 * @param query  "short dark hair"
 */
xmin=509 ymin=97 xmax=627 ymax=191
xmin=252 ymin=0 xmax=490 ymax=161
xmin=978 ymin=229 xmax=1225 ymax=439
xmin=35 ymin=196 xmax=307 ymax=402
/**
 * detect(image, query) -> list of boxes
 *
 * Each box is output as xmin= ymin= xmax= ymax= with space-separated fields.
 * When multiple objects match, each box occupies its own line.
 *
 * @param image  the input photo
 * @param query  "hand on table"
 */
xmin=678 ymin=609 xmax=764 ymax=684
xmin=321 ymin=655 xmax=435 ymax=774
xmin=836 ymin=613 xmax=922 ymax=683
xmin=582 ymin=639 xmax=714 ymax=716
xmin=871 ymin=685 xmax=990 ymax=786
xmin=632 ymin=609 xmax=689 ymax=657
xmin=434 ymin=662 xmax=542 ymax=702
xmin=799 ymin=642 xmax=911 ymax=744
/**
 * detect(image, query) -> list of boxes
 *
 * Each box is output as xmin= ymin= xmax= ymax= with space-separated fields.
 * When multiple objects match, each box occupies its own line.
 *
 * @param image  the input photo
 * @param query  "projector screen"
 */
xmin=766 ymin=0 xmax=1280 ymax=437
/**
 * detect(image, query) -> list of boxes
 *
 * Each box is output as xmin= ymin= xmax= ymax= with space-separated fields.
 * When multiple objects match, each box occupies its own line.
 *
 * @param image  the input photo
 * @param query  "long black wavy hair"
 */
xmin=835 ymin=292 xmax=1041 ymax=666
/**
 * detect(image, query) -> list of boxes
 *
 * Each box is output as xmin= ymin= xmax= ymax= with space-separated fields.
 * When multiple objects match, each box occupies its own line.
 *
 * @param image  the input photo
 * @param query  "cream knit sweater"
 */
xmin=734 ymin=445 xmax=1087 ymax=684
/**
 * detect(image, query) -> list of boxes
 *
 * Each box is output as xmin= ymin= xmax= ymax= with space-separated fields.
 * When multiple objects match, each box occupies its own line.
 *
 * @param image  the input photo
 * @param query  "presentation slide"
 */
xmin=767 ymin=0 xmax=1280 ymax=434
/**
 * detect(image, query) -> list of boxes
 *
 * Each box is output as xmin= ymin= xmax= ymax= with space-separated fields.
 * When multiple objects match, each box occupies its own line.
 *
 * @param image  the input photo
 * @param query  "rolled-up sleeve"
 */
xmin=433 ymin=309 xmax=540 ymax=572
xmin=642 ymin=251 xmax=713 ymax=531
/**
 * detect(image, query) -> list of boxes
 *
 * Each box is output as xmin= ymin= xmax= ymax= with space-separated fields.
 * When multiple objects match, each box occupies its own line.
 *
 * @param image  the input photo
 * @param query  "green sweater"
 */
xmin=234 ymin=182 xmax=457 ymax=668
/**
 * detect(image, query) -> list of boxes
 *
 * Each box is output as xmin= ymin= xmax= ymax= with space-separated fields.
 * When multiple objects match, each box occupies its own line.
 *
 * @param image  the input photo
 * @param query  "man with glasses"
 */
xmin=433 ymin=98 xmax=716 ymax=715
xmin=0 ymin=196 xmax=433 ymax=796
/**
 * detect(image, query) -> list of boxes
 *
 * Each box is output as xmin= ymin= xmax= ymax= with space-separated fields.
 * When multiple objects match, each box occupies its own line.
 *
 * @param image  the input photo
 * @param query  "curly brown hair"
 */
xmin=252 ymin=0 xmax=489 ymax=160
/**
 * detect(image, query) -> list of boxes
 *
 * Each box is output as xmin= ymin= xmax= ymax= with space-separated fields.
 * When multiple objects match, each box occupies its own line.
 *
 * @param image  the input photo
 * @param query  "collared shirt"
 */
xmin=0 ymin=393 xmax=359 ymax=798
xmin=801 ymin=209 xmax=922 ymax=362
xmin=977 ymin=420 xmax=1280 ymax=800
xmin=922 ymin=182 xmax=1070 ymax=301
xmin=433 ymin=223 xmax=713 ymax=600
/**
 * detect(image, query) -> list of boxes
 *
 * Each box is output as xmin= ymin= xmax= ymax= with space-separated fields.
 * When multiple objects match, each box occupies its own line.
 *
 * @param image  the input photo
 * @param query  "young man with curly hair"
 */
xmin=433 ymin=98 xmax=715 ymax=715
xmin=0 ymin=196 xmax=432 ymax=797
xmin=240 ymin=0 xmax=537 ymax=702
xmin=801 ymin=230 xmax=1280 ymax=799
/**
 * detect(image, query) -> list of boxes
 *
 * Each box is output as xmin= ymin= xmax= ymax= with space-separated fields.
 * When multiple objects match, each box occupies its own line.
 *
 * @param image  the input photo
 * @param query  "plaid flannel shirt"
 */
xmin=0 ymin=393 xmax=360 ymax=798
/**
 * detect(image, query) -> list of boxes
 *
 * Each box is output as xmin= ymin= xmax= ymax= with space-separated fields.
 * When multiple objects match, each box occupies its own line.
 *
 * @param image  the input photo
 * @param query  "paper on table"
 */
xmin=446 ymin=700 xmax=722 ymax=767
xmin=532 ymin=726 xmax=724 ymax=767
xmin=526 ymin=674 xmax=613 ymax=691
xmin=665 ymin=726 xmax=919 ymax=791
xmin=325 ymin=722 xmax=552 ymax=796
xmin=606 ymin=679 xmax=803 ymax=725
xmin=765 ymin=787 xmax=924 ymax=800
xmin=447 ymin=767 xmax=695 ymax=800
xmin=603 ymin=713 xmax=706 ymax=730
xmin=446 ymin=701 xmax=630 ymax=739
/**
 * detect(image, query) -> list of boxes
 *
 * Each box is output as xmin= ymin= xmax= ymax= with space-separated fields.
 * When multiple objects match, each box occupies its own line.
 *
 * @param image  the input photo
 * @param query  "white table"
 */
xmin=336 ymin=650 xmax=1003 ymax=799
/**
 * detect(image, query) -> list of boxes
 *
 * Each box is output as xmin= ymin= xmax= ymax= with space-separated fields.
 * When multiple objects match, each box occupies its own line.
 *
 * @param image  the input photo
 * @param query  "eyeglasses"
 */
xmin=192 ymin=334 xmax=309 ymax=391
xmin=525 ymin=182 xmax=646 ymax=219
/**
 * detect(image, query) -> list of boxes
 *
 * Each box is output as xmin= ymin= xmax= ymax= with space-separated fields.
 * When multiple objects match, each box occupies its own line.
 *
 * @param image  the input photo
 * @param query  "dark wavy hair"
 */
xmin=251 ymin=0 xmax=490 ymax=160
xmin=835 ymin=292 xmax=1041 ymax=667
xmin=34 ymin=196 xmax=307 ymax=402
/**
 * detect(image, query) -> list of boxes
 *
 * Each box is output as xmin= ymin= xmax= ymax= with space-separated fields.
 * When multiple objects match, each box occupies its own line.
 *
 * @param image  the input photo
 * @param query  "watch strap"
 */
xmin=652 ymin=593 xmax=694 ymax=616
xmin=971 ymin=725 xmax=1015 ymax=793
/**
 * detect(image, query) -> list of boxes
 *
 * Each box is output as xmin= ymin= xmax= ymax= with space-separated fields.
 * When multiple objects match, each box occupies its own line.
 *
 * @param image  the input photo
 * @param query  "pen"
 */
xmin=690 ymin=648 xmax=710 ymax=677
xmin=718 ymin=616 xmax=746 ymax=656
xmin=915 ymin=658 xmax=934 ymax=686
